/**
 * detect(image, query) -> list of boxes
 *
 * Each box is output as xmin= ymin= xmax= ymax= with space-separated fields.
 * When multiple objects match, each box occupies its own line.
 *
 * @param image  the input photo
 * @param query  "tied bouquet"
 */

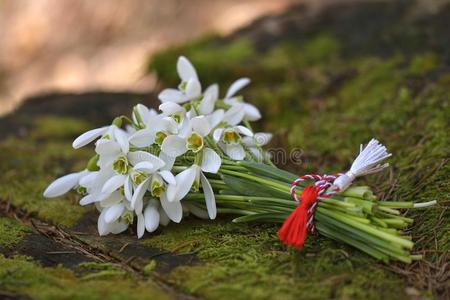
xmin=44 ymin=56 xmax=435 ymax=263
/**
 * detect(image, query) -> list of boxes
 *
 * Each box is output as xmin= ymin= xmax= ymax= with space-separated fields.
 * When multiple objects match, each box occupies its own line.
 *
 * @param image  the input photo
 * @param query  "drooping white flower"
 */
xmin=166 ymin=152 xmax=219 ymax=220
xmin=223 ymin=78 xmax=261 ymax=122
xmin=213 ymin=125 xmax=254 ymax=160
xmin=158 ymin=56 xmax=202 ymax=104
xmin=128 ymin=115 xmax=178 ymax=148
xmin=43 ymin=170 xmax=88 ymax=198
xmin=242 ymin=132 xmax=273 ymax=161
xmin=132 ymin=104 xmax=158 ymax=127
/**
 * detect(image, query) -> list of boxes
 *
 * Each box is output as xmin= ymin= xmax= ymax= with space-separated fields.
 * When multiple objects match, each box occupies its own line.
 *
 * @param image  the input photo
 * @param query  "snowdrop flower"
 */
xmin=94 ymin=127 xmax=130 ymax=170
xmin=166 ymin=163 xmax=217 ymax=219
xmin=242 ymin=132 xmax=273 ymax=161
xmin=160 ymin=116 xmax=220 ymax=219
xmin=132 ymin=104 xmax=158 ymax=128
xmin=43 ymin=170 xmax=88 ymax=198
xmin=213 ymin=125 xmax=254 ymax=160
xmin=158 ymin=56 xmax=201 ymax=104
xmin=223 ymin=78 xmax=261 ymax=122
xmin=97 ymin=205 xmax=131 ymax=236
xmin=128 ymin=114 xmax=178 ymax=148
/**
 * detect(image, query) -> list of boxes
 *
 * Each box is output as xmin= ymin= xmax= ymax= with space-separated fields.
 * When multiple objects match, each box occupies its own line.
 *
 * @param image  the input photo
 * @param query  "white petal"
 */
xmin=128 ymin=151 xmax=165 ymax=170
xmin=200 ymin=172 xmax=216 ymax=219
xmin=208 ymin=109 xmax=224 ymax=128
xmin=167 ymin=165 xmax=198 ymax=202
xmin=204 ymin=84 xmax=219 ymax=101
xmin=104 ymin=203 xmax=125 ymax=223
xmin=159 ymin=102 xmax=183 ymax=116
xmin=158 ymin=89 xmax=186 ymax=103
xmin=225 ymin=78 xmax=250 ymax=99
xmin=191 ymin=116 xmax=211 ymax=137
xmin=95 ymin=139 xmax=121 ymax=156
xmin=102 ymin=174 xmax=126 ymax=194
xmin=79 ymin=194 xmax=96 ymax=206
xmin=224 ymin=144 xmax=245 ymax=160
xmin=213 ymin=128 xmax=224 ymax=142
xmin=132 ymin=104 xmax=151 ymax=124
xmin=223 ymin=104 xmax=245 ymax=126
xmin=43 ymin=171 xmax=84 ymax=198
xmin=199 ymin=85 xmax=218 ymax=115
xmin=133 ymin=161 xmax=156 ymax=173
xmin=124 ymin=175 xmax=133 ymax=202
xmin=253 ymin=132 xmax=272 ymax=146
xmin=236 ymin=125 xmax=254 ymax=137
xmin=244 ymin=103 xmax=261 ymax=121
xmin=160 ymin=193 xmax=182 ymax=223
xmin=178 ymin=118 xmax=191 ymax=138
xmin=159 ymin=170 xmax=176 ymax=185
xmin=100 ymin=191 xmax=123 ymax=207
xmin=185 ymin=78 xmax=201 ymax=98
xmin=113 ymin=127 xmax=129 ymax=154
xmin=160 ymin=117 xmax=179 ymax=134
xmin=177 ymin=56 xmax=198 ymax=81
xmin=137 ymin=213 xmax=145 ymax=238
xmin=129 ymin=129 xmax=155 ymax=147
xmin=98 ymin=210 xmax=109 ymax=236
xmin=201 ymin=148 xmax=221 ymax=173
xmin=110 ymin=221 xmax=129 ymax=234
xmin=161 ymin=135 xmax=187 ymax=157
xmin=73 ymin=127 xmax=108 ymax=149
xmin=159 ymin=152 xmax=175 ymax=171
xmin=79 ymin=171 xmax=98 ymax=188
xmin=131 ymin=178 xmax=150 ymax=212
xmin=158 ymin=206 xmax=170 ymax=226
xmin=144 ymin=202 xmax=160 ymax=232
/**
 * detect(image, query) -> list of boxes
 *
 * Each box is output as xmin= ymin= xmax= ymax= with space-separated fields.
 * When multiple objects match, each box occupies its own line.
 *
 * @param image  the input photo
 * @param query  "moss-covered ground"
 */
xmin=0 ymin=1 xmax=448 ymax=299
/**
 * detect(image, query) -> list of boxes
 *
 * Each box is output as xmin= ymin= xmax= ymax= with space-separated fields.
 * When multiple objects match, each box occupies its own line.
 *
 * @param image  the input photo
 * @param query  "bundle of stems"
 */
xmin=184 ymin=160 xmax=423 ymax=263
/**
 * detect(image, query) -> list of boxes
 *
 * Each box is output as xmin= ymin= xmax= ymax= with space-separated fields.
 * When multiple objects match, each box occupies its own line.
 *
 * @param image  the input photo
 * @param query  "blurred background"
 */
xmin=0 ymin=0 xmax=310 ymax=116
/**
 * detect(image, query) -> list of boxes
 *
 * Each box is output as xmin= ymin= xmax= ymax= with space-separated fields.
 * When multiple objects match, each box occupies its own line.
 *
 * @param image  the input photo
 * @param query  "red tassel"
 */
xmin=278 ymin=186 xmax=319 ymax=248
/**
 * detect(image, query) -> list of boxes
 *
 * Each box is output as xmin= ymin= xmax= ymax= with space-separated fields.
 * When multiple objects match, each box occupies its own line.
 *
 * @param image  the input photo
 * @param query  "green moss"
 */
xmin=0 ymin=217 xmax=30 ymax=247
xmin=142 ymin=219 xmax=407 ymax=299
xmin=0 ymin=116 xmax=93 ymax=227
xmin=143 ymin=260 xmax=157 ymax=275
xmin=409 ymin=52 xmax=439 ymax=76
xmin=0 ymin=255 xmax=171 ymax=300
xmin=32 ymin=116 xmax=92 ymax=139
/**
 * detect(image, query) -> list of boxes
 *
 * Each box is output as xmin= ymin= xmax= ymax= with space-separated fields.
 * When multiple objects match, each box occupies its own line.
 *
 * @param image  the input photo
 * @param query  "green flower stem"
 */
xmin=378 ymin=201 xmax=414 ymax=208
xmin=315 ymin=213 xmax=409 ymax=256
xmin=219 ymin=169 xmax=291 ymax=194
xmin=317 ymin=207 xmax=414 ymax=249
xmin=315 ymin=223 xmax=390 ymax=262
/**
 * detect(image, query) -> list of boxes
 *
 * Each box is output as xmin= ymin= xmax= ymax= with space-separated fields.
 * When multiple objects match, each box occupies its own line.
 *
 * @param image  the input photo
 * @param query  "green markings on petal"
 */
xmin=222 ymin=128 xmax=241 ymax=145
xmin=151 ymin=176 xmax=165 ymax=197
xmin=132 ymin=171 xmax=147 ymax=186
xmin=113 ymin=155 xmax=129 ymax=174
xmin=155 ymin=131 xmax=168 ymax=146
xmin=187 ymin=132 xmax=204 ymax=153
xmin=171 ymin=112 xmax=183 ymax=124
xmin=120 ymin=211 xmax=134 ymax=225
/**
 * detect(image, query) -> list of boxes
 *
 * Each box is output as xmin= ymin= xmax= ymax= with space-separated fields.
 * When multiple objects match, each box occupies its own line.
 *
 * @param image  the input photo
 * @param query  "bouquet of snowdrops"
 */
xmin=44 ymin=56 xmax=435 ymax=263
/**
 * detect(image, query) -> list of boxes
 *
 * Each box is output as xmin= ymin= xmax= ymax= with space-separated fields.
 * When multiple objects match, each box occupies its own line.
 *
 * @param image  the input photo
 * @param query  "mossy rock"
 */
xmin=0 ymin=1 xmax=449 ymax=299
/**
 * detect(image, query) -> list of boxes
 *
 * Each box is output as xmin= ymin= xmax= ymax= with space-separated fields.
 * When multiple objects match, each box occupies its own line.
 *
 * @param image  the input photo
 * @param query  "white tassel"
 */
xmin=334 ymin=139 xmax=392 ymax=191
